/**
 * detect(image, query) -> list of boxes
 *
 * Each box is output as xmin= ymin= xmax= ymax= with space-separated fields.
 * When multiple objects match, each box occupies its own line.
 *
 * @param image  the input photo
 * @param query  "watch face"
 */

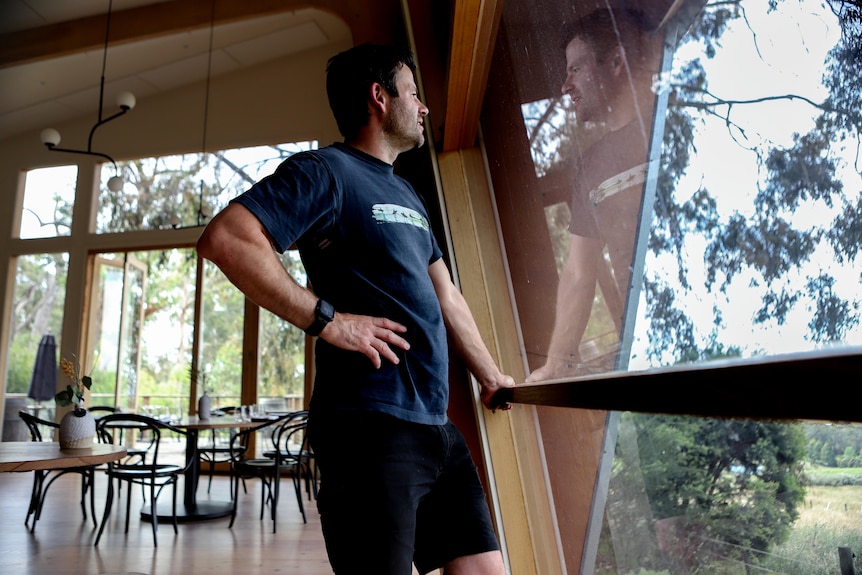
xmin=318 ymin=299 xmax=335 ymax=321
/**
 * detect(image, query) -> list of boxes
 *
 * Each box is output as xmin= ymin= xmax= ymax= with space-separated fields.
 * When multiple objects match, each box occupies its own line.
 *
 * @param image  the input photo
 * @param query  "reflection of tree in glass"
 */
xmin=528 ymin=1 xmax=861 ymax=364
xmin=647 ymin=0 xmax=862 ymax=361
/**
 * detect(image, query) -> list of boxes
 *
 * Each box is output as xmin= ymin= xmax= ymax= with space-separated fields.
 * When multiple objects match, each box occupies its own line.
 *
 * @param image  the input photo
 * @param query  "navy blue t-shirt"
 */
xmin=232 ymin=143 xmax=448 ymax=425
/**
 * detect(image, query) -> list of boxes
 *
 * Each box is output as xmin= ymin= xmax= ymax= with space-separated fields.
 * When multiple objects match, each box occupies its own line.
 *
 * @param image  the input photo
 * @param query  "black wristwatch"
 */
xmin=305 ymin=299 xmax=335 ymax=336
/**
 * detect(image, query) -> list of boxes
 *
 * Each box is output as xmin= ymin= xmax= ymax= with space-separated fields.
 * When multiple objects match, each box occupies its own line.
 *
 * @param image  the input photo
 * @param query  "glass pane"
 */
xmin=257 ymin=251 xmax=308 ymax=413
xmin=3 ymin=253 xmax=68 ymax=436
xmin=630 ymin=0 xmax=862 ymax=371
xmin=88 ymin=255 xmax=123 ymax=406
xmin=88 ymin=250 xmax=195 ymax=416
xmin=19 ymin=165 xmax=77 ymax=239
xmin=133 ymin=249 xmax=195 ymax=417
xmin=485 ymin=0 xmax=862 ymax=379
xmin=482 ymin=1 xmax=861 ymax=574
xmin=595 ymin=415 xmax=862 ymax=575
xmin=198 ymin=259 xmax=245 ymax=409
xmin=118 ymin=259 xmax=145 ymax=412
xmin=97 ymin=142 xmax=317 ymax=233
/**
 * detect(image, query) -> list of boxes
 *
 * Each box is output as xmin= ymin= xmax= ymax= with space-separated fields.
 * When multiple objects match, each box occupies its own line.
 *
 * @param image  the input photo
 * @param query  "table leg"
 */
xmin=183 ymin=429 xmax=199 ymax=507
xmin=139 ymin=427 xmax=233 ymax=522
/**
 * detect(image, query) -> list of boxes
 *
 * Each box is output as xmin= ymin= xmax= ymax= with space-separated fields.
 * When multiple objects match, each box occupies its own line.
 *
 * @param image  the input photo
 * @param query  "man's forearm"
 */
xmin=441 ymin=287 xmax=500 ymax=383
xmin=529 ymin=234 xmax=602 ymax=380
xmin=545 ymin=271 xmax=595 ymax=365
xmin=429 ymin=259 xmax=513 ymax=406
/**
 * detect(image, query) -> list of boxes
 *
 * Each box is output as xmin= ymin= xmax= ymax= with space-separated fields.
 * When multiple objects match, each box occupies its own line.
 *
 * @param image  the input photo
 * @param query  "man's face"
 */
xmin=561 ymin=37 xmax=613 ymax=124
xmin=383 ymin=65 xmax=429 ymax=151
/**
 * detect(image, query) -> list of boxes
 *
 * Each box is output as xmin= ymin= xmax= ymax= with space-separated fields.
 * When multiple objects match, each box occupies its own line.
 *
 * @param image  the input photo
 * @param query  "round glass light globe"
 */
xmin=40 ymin=128 xmax=61 ymax=146
xmin=117 ymin=92 xmax=136 ymax=110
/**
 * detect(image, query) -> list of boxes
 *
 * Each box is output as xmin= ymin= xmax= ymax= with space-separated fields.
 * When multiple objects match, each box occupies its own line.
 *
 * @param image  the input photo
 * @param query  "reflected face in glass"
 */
xmin=561 ymin=37 xmax=611 ymax=124
xmin=383 ymin=65 xmax=430 ymax=151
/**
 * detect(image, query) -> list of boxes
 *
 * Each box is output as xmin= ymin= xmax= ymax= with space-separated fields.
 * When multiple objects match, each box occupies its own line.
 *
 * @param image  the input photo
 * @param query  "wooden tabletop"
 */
xmin=0 ymin=442 xmax=127 ymax=473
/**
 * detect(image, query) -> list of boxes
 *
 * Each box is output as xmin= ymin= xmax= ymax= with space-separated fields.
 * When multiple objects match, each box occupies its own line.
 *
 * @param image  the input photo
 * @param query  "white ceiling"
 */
xmin=0 ymin=0 xmax=351 ymax=141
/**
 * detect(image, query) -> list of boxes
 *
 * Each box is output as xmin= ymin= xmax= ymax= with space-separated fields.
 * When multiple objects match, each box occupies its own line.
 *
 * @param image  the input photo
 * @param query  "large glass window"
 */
xmin=482 ymin=0 xmax=861 ymax=573
xmin=97 ymin=142 xmax=317 ymax=233
xmin=489 ymin=0 xmax=861 ymax=376
xmin=598 ymin=414 xmax=861 ymax=575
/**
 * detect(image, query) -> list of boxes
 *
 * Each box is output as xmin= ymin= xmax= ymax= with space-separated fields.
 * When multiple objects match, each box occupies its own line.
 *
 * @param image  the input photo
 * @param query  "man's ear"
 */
xmin=369 ymin=82 xmax=387 ymax=114
xmin=610 ymin=45 xmax=627 ymax=76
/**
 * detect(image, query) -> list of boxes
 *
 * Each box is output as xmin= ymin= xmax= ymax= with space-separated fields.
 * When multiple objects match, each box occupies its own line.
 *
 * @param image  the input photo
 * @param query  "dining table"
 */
xmin=140 ymin=414 xmax=268 ymax=523
xmin=0 ymin=441 xmax=127 ymax=473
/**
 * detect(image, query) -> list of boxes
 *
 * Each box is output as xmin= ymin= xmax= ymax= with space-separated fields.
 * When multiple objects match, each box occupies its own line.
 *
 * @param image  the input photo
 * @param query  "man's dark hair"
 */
xmin=560 ymin=7 xmax=651 ymax=65
xmin=326 ymin=44 xmax=417 ymax=140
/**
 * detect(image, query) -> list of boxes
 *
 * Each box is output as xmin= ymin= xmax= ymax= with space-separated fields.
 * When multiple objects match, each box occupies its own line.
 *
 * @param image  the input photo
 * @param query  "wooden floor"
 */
xmin=0 ymin=469 xmax=334 ymax=575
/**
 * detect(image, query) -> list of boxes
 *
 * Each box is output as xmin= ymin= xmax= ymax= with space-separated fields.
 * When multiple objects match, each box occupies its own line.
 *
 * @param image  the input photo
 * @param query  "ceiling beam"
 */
xmin=0 ymin=0 xmax=401 ymax=70
xmin=442 ymin=0 xmax=502 ymax=151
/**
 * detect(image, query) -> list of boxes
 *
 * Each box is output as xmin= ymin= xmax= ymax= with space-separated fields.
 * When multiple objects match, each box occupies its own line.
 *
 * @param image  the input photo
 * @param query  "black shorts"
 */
xmin=308 ymin=410 xmax=500 ymax=575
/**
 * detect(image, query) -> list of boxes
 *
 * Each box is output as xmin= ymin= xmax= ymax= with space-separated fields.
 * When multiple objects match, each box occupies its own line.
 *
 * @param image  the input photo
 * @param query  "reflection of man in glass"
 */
xmin=528 ymin=8 xmax=662 ymax=381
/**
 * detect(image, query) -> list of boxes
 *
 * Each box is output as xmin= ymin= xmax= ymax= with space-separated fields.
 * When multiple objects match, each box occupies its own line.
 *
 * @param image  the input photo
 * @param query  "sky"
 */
xmin=628 ymin=0 xmax=862 ymax=369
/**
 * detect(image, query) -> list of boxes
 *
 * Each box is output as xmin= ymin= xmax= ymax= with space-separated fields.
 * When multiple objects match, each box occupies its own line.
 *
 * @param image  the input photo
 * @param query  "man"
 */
xmin=528 ymin=8 xmax=662 ymax=382
xmin=197 ymin=44 xmax=512 ymax=575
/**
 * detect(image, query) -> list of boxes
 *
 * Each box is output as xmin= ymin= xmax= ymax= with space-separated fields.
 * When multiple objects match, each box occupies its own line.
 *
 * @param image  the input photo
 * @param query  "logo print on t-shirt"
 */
xmin=371 ymin=204 xmax=430 ymax=231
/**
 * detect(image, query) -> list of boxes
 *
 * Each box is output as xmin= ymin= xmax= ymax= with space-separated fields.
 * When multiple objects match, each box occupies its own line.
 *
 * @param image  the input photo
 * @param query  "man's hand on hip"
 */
xmin=320 ymin=313 xmax=410 ymax=369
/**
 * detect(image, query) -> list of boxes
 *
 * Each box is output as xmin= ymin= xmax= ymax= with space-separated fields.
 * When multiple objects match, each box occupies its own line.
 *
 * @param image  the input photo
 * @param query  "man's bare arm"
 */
xmin=526 ymin=233 xmax=602 ymax=382
xmin=428 ymin=259 xmax=515 ymax=410
xmin=196 ymin=203 xmax=409 ymax=368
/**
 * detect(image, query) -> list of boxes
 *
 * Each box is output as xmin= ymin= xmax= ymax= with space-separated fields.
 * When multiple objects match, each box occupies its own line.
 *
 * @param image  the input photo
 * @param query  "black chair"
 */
xmin=197 ymin=406 xmax=246 ymax=495
xmin=89 ymin=405 xmax=153 ymax=503
xmin=94 ymin=413 xmax=192 ymax=547
xmin=87 ymin=405 xmax=117 ymax=416
xmin=228 ymin=412 xmax=308 ymax=532
xmin=262 ymin=410 xmax=317 ymax=502
xmin=89 ymin=406 xmax=151 ymax=466
xmin=18 ymin=410 xmax=97 ymax=531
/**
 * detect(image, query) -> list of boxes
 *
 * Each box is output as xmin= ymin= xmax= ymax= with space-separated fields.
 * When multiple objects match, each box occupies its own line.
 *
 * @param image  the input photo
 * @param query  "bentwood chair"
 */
xmin=262 ymin=410 xmax=317 ymax=503
xmin=89 ymin=405 xmax=153 ymax=503
xmin=228 ymin=412 xmax=308 ymax=532
xmin=89 ymin=406 xmax=153 ymax=463
xmin=94 ymin=413 xmax=192 ymax=547
xmin=198 ymin=406 xmax=246 ymax=495
xmin=18 ymin=410 xmax=97 ymax=531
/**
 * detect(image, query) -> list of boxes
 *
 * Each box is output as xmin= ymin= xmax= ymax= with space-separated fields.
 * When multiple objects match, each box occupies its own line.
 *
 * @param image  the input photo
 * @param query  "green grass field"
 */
xmin=594 ymin=483 xmax=861 ymax=575
xmin=762 ymin=485 xmax=862 ymax=575
xmin=798 ymin=484 xmax=862 ymax=530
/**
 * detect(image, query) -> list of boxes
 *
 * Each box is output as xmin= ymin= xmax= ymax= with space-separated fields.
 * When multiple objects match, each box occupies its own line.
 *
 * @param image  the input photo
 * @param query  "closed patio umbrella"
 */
xmin=28 ymin=335 xmax=57 ymax=402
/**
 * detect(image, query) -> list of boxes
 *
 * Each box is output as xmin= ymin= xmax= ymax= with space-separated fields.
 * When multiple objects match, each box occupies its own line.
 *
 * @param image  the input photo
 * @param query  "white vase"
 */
xmin=59 ymin=408 xmax=96 ymax=448
xmin=198 ymin=392 xmax=211 ymax=420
